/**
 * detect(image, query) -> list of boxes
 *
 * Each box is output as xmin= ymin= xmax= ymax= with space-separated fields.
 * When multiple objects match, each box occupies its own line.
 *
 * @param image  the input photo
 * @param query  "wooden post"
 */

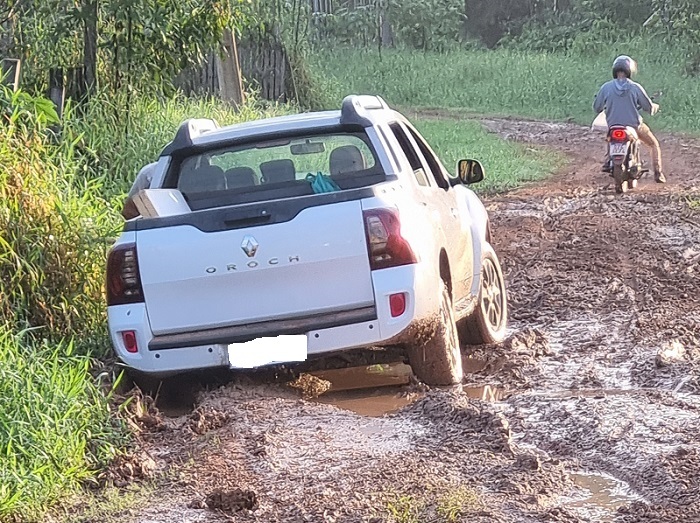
xmin=1 ymin=58 xmax=20 ymax=91
xmin=48 ymin=68 xmax=65 ymax=121
xmin=218 ymin=28 xmax=245 ymax=107
xmin=83 ymin=0 xmax=98 ymax=94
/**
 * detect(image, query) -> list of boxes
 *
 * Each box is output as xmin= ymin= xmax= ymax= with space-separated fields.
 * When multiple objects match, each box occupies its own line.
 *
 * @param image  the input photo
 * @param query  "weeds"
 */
xmin=386 ymin=495 xmax=424 ymax=523
xmin=385 ymin=485 xmax=484 ymax=523
xmin=435 ymin=486 xmax=482 ymax=522
xmin=686 ymin=196 xmax=700 ymax=212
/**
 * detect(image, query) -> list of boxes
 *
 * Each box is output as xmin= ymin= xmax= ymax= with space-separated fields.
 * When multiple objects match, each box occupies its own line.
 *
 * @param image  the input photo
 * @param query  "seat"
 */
xmin=329 ymin=145 xmax=366 ymax=176
xmin=225 ymin=167 xmax=257 ymax=189
xmin=179 ymin=165 xmax=226 ymax=193
xmin=260 ymin=159 xmax=296 ymax=184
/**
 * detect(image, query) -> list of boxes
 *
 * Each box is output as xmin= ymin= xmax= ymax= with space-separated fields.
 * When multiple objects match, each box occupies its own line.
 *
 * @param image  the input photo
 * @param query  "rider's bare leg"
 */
xmin=637 ymin=123 xmax=665 ymax=183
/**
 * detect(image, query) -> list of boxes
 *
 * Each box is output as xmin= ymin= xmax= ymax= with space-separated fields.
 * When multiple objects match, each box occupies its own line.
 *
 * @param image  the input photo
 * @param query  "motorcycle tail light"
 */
xmin=610 ymin=129 xmax=627 ymax=141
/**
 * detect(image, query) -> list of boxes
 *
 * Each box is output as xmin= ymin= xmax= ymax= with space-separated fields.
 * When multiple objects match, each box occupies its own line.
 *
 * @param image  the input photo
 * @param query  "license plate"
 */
xmin=610 ymin=143 xmax=628 ymax=156
xmin=228 ymin=335 xmax=307 ymax=369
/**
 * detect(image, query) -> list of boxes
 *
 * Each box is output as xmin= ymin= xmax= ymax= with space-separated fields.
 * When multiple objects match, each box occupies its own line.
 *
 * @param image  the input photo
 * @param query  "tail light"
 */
xmin=610 ymin=129 xmax=627 ymax=141
xmin=107 ymin=243 xmax=145 ymax=306
xmin=363 ymin=209 xmax=418 ymax=270
xmin=389 ymin=293 xmax=407 ymax=317
xmin=121 ymin=330 xmax=139 ymax=353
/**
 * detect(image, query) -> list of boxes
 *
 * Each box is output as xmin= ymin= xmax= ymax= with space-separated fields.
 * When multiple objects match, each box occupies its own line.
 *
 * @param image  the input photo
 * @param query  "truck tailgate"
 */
xmin=136 ymin=201 xmax=375 ymax=336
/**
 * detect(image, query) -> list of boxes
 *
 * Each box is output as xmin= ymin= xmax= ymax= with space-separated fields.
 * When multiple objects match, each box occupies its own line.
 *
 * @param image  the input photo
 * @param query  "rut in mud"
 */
xmin=74 ymin=118 xmax=700 ymax=523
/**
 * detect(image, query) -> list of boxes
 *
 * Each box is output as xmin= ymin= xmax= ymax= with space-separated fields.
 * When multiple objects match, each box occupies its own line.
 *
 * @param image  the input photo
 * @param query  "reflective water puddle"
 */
xmin=311 ymin=361 xmax=505 ymax=416
xmin=565 ymin=471 xmax=642 ymax=521
xmin=314 ymin=387 xmax=416 ymax=417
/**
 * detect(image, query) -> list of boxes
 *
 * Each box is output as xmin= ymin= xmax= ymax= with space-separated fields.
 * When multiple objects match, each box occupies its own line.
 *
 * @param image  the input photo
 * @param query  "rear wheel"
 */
xmin=407 ymin=281 xmax=463 ymax=386
xmin=613 ymin=165 xmax=628 ymax=194
xmin=460 ymin=245 xmax=508 ymax=345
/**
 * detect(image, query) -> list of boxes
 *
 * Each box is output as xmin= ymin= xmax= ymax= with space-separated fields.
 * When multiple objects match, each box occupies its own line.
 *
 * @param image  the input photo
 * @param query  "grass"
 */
xmin=687 ymin=197 xmax=700 ymax=212
xmin=0 ymin=89 xmax=289 ymax=351
xmin=50 ymin=483 xmax=156 ymax=523
xmin=0 ymin=328 xmax=125 ymax=522
xmin=411 ymin=116 xmax=562 ymax=192
xmin=310 ymin=45 xmax=700 ymax=134
xmin=385 ymin=485 xmax=484 ymax=523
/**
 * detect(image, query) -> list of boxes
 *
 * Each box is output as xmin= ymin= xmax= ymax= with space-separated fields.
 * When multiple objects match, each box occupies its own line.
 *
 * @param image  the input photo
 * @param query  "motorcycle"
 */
xmin=607 ymin=125 xmax=648 ymax=194
xmin=592 ymin=96 xmax=660 ymax=194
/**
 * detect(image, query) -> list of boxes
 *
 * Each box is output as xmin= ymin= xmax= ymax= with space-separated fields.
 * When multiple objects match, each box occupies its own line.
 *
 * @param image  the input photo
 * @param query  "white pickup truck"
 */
xmin=107 ymin=95 xmax=508 ymax=386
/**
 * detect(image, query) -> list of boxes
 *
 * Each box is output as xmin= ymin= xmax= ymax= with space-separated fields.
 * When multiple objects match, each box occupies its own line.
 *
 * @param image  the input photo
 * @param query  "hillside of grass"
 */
xmin=311 ymin=44 xmax=700 ymax=134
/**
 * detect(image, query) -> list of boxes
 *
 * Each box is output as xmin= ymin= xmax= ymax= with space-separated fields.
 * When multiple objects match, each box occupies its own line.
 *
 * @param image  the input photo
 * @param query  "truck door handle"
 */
xmin=223 ymin=213 xmax=271 ymax=229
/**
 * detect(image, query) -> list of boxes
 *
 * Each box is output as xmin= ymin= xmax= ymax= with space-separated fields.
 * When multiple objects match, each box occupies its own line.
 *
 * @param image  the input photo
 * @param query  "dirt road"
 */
xmin=75 ymin=119 xmax=700 ymax=523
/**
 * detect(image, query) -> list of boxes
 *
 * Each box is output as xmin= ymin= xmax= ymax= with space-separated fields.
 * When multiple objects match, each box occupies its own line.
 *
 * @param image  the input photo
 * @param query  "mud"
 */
xmin=74 ymin=117 xmax=700 ymax=523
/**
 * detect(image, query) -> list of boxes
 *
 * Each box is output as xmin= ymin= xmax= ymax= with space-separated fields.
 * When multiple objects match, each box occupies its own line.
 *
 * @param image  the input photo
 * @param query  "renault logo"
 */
xmin=241 ymin=236 xmax=259 ymax=257
xmin=241 ymin=236 xmax=260 ymax=258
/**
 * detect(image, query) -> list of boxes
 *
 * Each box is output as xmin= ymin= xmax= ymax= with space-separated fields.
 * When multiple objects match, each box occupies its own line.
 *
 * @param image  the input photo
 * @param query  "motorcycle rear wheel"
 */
xmin=613 ymin=165 xmax=628 ymax=194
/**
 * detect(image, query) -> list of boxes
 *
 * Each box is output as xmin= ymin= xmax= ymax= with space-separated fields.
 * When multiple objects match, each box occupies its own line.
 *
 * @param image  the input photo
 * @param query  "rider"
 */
xmin=593 ymin=55 xmax=665 ymax=184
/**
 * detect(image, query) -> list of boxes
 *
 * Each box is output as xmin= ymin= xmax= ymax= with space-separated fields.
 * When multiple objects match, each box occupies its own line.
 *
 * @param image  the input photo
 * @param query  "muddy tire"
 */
xmin=613 ymin=165 xmax=628 ymax=194
xmin=407 ymin=281 xmax=463 ymax=386
xmin=460 ymin=245 xmax=508 ymax=345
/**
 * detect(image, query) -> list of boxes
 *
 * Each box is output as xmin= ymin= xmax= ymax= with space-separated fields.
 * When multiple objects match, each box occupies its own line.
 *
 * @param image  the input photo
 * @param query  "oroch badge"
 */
xmin=241 ymin=235 xmax=259 ymax=258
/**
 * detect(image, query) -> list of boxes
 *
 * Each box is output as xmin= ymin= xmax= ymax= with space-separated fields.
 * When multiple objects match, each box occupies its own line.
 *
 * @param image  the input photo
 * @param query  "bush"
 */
xmin=0 ymin=89 xmax=118 ymax=349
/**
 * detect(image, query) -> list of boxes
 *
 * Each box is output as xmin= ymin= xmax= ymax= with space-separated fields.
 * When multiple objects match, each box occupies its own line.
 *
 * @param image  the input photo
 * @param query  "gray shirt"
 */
xmin=593 ymin=78 xmax=653 ymax=128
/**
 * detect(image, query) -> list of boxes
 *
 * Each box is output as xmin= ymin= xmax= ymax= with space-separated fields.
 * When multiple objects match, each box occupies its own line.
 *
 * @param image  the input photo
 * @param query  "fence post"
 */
xmin=1 ymin=58 xmax=21 ymax=91
xmin=219 ymin=28 xmax=245 ymax=107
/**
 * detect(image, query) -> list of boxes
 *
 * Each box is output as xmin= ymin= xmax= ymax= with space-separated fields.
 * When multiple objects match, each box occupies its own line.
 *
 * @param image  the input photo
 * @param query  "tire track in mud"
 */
xmin=482 ymin=117 xmax=700 ymax=522
xmin=78 ymin=118 xmax=700 ymax=523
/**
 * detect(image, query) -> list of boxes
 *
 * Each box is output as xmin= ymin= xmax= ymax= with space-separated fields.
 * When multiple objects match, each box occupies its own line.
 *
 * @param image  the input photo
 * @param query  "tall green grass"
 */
xmin=311 ymin=44 xmax=700 ymax=134
xmin=411 ymin=117 xmax=561 ymax=192
xmin=0 ymin=327 xmax=124 ymax=522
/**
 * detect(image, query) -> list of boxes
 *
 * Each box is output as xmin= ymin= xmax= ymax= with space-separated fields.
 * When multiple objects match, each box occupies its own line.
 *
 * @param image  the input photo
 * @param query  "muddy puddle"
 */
xmin=315 ymin=383 xmax=505 ymax=416
xmin=314 ymin=386 xmax=416 ymax=416
xmin=564 ymin=471 xmax=642 ymax=521
xmin=311 ymin=361 xmax=506 ymax=416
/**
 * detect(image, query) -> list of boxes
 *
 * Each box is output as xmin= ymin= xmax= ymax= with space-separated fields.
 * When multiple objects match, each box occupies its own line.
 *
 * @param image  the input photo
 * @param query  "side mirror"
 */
xmin=457 ymin=159 xmax=485 ymax=185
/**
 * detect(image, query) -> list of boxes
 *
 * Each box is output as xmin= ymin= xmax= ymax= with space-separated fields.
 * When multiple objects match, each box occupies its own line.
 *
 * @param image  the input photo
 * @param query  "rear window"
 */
xmin=168 ymin=131 xmax=385 ymax=210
